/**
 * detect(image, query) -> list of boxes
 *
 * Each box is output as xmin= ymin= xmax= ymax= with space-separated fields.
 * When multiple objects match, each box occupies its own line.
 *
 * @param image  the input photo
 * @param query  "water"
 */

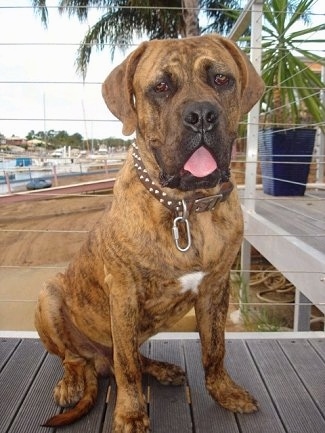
xmin=0 ymin=157 xmax=74 ymax=194
xmin=0 ymin=154 xmax=124 ymax=195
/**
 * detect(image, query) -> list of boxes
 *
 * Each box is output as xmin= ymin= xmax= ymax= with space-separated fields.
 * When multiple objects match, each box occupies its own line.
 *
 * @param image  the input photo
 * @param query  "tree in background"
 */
xmin=26 ymin=129 xmax=84 ymax=148
xmin=32 ymin=0 xmax=241 ymax=76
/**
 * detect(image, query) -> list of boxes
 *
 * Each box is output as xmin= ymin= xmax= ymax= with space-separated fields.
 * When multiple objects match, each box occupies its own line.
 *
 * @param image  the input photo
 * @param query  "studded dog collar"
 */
xmin=131 ymin=142 xmax=234 ymax=252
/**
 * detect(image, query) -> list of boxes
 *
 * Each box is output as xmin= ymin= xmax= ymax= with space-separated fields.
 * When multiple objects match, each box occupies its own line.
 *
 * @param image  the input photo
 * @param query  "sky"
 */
xmin=0 ymin=0 xmax=132 ymax=140
xmin=0 ymin=0 xmax=324 ymax=140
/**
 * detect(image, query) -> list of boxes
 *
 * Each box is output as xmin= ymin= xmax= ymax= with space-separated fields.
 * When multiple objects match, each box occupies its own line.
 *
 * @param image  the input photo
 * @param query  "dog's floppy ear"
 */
xmin=238 ymin=49 xmax=265 ymax=114
xmin=102 ymin=42 xmax=148 ymax=136
xmin=211 ymin=35 xmax=265 ymax=114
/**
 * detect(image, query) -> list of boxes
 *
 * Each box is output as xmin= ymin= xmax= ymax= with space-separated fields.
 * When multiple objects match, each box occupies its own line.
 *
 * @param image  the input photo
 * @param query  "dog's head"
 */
xmin=102 ymin=34 xmax=264 ymax=192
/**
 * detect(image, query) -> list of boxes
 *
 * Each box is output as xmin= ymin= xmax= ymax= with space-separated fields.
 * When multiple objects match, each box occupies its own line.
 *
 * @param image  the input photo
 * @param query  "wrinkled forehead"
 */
xmin=134 ymin=38 xmax=239 ymax=85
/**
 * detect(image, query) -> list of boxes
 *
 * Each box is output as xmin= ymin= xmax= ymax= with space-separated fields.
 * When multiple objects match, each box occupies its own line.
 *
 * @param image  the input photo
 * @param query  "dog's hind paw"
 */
xmin=54 ymin=376 xmax=85 ymax=407
xmin=141 ymin=356 xmax=186 ymax=385
xmin=156 ymin=364 xmax=186 ymax=386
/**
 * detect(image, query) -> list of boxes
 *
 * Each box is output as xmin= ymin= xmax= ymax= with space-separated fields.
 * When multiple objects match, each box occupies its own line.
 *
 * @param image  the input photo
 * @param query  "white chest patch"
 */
xmin=178 ymin=271 xmax=207 ymax=294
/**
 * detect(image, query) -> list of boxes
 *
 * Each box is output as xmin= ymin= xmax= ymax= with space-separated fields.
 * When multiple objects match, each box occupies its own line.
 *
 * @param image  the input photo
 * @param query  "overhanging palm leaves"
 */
xmin=32 ymin=0 xmax=241 ymax=76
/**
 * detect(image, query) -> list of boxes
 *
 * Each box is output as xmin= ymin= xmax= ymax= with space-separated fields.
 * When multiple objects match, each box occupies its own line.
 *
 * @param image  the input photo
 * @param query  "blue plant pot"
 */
xmin=258 ymin=128 xmax=316 ymax=196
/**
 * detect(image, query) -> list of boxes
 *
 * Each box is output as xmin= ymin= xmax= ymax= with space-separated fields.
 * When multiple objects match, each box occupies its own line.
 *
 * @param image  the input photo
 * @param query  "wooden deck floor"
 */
xmin=240 ymin=188 xmax=325 ymax=327
xmin=252 ymin=189 xmax=325 ymax=254
xmin=1 ymin=335 xmax=325 ymax=433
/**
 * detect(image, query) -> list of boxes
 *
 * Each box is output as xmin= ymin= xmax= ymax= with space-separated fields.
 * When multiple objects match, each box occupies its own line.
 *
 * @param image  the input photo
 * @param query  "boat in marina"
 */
xmin=26 ymin=178 xmax=52 ymax=190
xmin=0 ymin=173 xmax=15 ymax=182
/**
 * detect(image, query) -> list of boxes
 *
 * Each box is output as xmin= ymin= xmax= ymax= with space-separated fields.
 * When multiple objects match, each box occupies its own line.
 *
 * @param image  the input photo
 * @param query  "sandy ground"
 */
xmin=0 ymin=185 xmax=244 ymax=332
xmin=0 ymin=193 xmax=111 ymax=331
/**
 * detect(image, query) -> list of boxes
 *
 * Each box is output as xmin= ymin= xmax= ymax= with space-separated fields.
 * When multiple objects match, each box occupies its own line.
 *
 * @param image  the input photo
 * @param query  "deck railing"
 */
xmin=229 ymin=0 xmax=325 ymax=332
xmin=0 ymin=0 xmax=324 ymax=335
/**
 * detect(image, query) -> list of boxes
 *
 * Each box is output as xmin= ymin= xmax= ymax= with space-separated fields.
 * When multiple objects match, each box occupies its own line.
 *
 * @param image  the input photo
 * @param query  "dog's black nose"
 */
xmin=183 ymin=102 xmax=218 ymax=132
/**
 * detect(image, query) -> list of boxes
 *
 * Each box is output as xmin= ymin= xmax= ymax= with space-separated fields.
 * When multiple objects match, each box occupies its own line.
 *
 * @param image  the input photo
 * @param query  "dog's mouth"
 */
xmin=182 ymin=146 xmax=218 ymax=178
xmin=159 ymin=145 xmax=230 ymax=191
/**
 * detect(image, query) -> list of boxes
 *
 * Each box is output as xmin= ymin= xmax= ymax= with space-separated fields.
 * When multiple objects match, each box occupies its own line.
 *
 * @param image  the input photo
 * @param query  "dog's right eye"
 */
xmin=155 ymin=82 xmax=169 ymax=93
xmin=214 ymin=74 xmax=229 ymax=86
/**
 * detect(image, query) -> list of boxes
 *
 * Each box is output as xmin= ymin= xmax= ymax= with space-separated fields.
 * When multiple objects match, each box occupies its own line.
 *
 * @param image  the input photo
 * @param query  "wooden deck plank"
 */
xmin=7 ymin=352 xmax=62 ymax=433
xmin=225 ymin=339 xmax=286 ymax=433
xmin=278 ymin=339 xmax=325 ymax=413
xmin=148 ymin=339 xmax=192 ymax=433
xmin=2 ymin=337 xmax=325 ymax=433
xmin=246 ymin=339 xmax=325 ymax=433
xmin=0 ymin=337 xmax=20 ymax=367
xmin=240 ymin=190 xmax=325 ymax=261
xmin=101 ymin=379 xmax=116 ymax=433
xmin=289 ymin=199 xmax=325 ymax=227
xmin=183 ymin=339 xmax=239 ymax=433
xmin=0 ymin=339 xmax=46 ymax=433
xmin=255 ymin=198 xmax=325 ymax=252
xmin=258 ymin=198 xmax=325 ymax=233
xmin=309 ymin=338 xmax=325 ymax=361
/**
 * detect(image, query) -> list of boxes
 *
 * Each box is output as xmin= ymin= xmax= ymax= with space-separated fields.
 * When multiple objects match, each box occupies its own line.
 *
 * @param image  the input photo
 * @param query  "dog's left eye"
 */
xmin=214 ymin=74 xmax=229 ymax=86
xmin=155 ymin=82 xmax=169 ymax=93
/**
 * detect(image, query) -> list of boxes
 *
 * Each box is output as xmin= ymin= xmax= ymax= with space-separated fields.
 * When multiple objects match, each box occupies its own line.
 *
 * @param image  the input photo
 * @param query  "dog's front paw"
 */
xmin=113 ymin=411 xmax=150 ymax=433
xmin=206 ymin=375 xmax=258 ymax=413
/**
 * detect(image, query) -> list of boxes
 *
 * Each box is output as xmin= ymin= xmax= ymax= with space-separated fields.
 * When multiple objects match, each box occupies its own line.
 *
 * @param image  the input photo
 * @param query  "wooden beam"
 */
xmin=0 ymin=178 xmax=116 ymax=205
xmin=228 ymin=0 xmax=264 ymax=42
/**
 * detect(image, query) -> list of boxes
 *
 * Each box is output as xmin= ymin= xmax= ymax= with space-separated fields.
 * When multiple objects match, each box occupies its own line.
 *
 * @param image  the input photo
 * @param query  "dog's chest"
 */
xmin=140 ymin=271 xmax=206 ymax=336
xmin=178 ymin=271 xmax=206 ymax=294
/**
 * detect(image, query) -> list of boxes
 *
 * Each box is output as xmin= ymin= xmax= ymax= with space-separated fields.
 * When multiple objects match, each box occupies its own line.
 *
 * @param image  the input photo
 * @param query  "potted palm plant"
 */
xmin=258 ymin=0 xmax=325 ymax=196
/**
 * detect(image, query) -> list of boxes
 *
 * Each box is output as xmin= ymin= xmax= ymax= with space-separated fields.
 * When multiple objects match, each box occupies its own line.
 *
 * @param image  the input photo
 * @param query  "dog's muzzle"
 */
xmin=157 ymin=101 xmax=232 ymax=191
xmin=158 ymin=101 xmax=235 ymax=191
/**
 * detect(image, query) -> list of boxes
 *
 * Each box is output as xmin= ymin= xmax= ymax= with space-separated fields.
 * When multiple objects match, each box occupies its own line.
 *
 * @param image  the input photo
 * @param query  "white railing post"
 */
xmin=316 ymin=65 xmax=325 ymax=183
xmin=243 ymin=0 xmax=263 ymax=211
xmin=240 ymin=0 xmax=264 ymax=316
xmin=228 ymin=1 xmax=264 ymax=322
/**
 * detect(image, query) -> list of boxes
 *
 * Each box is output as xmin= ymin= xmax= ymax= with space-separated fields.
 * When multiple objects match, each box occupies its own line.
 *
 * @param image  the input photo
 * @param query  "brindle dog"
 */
xmin=35 ymin=34 xmax=264 ymax=433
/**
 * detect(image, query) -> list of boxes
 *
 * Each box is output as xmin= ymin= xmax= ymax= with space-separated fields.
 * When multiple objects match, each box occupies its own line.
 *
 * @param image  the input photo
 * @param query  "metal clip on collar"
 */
xmin=172 ymin=200 xmax=192 ymax=252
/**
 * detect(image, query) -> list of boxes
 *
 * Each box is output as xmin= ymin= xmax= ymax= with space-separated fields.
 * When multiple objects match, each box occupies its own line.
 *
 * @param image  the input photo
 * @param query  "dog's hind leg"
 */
xmin=44 ymin=359 xmax=98 ymax=427
xmin=35 ymin=281 xmax=99 ymax=425
xmin=141 ymin=355 xmax=186 ymax=385
xmin=53 ymin=352 xmax=90 ymax=407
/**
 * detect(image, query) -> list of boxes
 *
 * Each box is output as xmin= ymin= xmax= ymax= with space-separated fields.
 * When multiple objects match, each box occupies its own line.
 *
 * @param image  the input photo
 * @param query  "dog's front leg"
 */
xmin=109 ymin=278 xmax=149 ymax=433
xmin=195 ymin=276 xmax=257 ymax=414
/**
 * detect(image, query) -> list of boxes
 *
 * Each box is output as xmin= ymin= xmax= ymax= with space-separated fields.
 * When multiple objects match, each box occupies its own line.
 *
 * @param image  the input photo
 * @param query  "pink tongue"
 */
xmin=183 ymin=146 xmax=218 ymax=178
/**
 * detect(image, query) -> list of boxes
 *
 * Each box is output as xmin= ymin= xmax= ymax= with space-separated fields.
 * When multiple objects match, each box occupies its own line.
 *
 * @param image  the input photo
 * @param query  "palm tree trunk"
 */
xmin=182 ymin=0 xmax=200 ymax=36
